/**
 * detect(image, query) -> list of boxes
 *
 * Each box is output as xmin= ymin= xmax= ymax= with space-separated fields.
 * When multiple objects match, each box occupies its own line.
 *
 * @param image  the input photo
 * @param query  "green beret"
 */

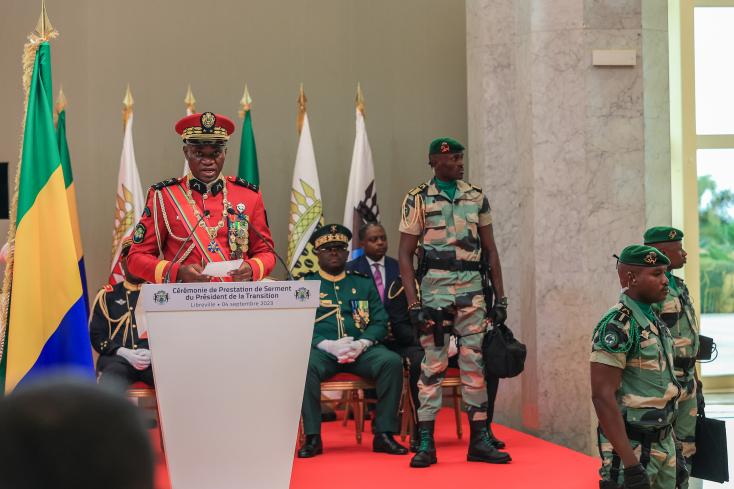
xmin=617 ymin=245 xmax=671 ymax=267
xmin=643 ymin=226 xmax=683 ymax=244
xmin=429 ymin=137 xmax=464 ymax=155
xmin=310 ymin=223 xmax=352 ymax=249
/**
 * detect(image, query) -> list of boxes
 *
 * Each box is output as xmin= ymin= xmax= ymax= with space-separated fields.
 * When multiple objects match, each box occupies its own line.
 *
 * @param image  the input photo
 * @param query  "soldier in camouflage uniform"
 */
xmin=645 ymin=227 xmax=700 ymax=486
xmin=591 ymin=245 xmax=683 ymax=489
xmin=398 ymin=137 xmax=510 ymax=468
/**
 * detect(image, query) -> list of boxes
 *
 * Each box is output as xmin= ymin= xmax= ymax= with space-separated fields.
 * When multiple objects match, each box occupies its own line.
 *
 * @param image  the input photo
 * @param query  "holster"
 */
xmin=420 ymin=307 xmax=454 ymax=347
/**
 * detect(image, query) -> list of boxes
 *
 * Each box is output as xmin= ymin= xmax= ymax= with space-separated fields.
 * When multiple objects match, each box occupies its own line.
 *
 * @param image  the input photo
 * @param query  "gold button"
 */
xmin=335 ymin=286 xmax=340 ymax=290
xmin=338 ymin=301 xmax=342 ymax=305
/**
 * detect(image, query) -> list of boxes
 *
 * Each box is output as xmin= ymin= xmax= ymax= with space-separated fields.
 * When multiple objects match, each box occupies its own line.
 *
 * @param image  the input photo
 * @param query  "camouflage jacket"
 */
xmin=654 ymin=273 xmax=699 ymax=377
xmin=399 ymin=178 xmax=492 ymax=289
xmin=590 ymin=294 xmax=681 ymax=429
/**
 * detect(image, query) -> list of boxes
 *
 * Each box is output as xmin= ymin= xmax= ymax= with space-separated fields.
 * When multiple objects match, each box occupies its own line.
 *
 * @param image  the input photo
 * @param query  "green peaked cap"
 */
xmin=429 ymin=137 xmax=464 ymax=155
xmin=617 ymin=244 xmax=671 ymax=267
xmin=310 ymin=223 xmax=352 ymax=249
xmin=643 ymin=226 xmax=683 ymax=244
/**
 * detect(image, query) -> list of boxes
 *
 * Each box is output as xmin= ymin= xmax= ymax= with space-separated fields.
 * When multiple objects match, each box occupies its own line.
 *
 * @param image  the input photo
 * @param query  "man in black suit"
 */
xmin=347 ymin=222 xmax=424 ymax=449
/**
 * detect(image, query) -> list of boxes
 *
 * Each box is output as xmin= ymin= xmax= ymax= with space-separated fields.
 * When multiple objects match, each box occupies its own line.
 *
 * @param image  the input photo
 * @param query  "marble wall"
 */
xmin=466 ymin=0 xmax=671 ymax=454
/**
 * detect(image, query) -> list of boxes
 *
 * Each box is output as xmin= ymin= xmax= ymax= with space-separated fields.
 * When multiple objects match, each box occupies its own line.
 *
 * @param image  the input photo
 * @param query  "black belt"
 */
xmin=423 ymin=258 xmax=481 ymax=272
xmin=674 ymin=357 xmax=696 ymax=370
xmin=625 ymin=423 xmax=672 ymax=444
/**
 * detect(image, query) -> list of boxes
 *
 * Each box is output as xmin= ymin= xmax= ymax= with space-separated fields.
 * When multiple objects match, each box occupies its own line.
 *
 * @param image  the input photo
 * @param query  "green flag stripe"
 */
xmin=237 ymin=110 xmax=260 ymax=186
xmin=57 ymin=109 xmax=73 ymax=188
xmin=16 ymin=43 xmax=61 ymax=225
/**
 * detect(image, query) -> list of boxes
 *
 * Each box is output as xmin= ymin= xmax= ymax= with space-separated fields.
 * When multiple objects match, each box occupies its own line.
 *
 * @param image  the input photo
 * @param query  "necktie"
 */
xmin=372 ymin=263 xmax=385 ymax=302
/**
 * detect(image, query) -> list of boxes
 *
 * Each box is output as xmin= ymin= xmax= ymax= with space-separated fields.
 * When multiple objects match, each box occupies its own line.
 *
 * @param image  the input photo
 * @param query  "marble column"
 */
xmin=466 ymin=0 xmax=671 ymax=454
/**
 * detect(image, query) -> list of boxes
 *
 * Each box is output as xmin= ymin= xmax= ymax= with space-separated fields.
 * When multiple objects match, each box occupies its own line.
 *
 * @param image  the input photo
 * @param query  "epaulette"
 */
xmin=230 ymin=176 xmax=259 ymax=192
xmin=151 ymin=178 xmax=179 ymax=190
xmin=346 ymin=270 xmax=369 ymax=278
xmin=103 ymin=284 xmax=114 ymax=293
xmin=471 ymin=184 xmax=483 ymax=193
xmin=612 ymin=305 xmax=632 ymax=325
xmin=408 ymin=183 xmax=428 ymax=196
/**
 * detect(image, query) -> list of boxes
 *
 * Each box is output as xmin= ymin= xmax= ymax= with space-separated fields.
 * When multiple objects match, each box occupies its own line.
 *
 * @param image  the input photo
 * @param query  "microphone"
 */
xmin=227 ymin=207 xmax=294 ymax=280
xmin=163 ymin=210 xmax=210 ymax=283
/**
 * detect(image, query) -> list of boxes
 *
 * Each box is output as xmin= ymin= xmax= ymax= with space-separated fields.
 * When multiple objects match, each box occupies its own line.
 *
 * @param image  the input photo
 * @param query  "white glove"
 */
xmin=136 ymin=348 xmax=152 ymax=362
xmin=338 ymin=339 xmax=373 ymax=363
xmin=117 ymin=347 xmax=151 ymax=371
xmin=448 ymin=336 xmax=458 ymax=358
xmin=317 ymin=337 xmax=354 ymax=358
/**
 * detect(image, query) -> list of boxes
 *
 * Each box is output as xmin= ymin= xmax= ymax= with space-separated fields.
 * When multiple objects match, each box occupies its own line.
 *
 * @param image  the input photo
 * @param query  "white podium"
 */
xmin=135 ymin=280 xmax=319 ymax=489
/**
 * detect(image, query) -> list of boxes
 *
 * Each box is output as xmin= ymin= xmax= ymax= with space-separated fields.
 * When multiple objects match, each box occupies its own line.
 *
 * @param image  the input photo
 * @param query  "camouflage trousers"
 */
xmin=598 ymin=429 xmax=677 ymax=488
xmin=674 ymin=374 xmax=697 ymax=489
xmin=417 ymin=279 xmax=487 ymax=422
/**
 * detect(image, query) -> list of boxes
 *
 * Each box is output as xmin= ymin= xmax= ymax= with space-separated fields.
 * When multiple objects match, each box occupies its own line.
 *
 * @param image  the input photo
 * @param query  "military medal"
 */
xmin=227 ymin=203 xmax=249 ymax=259
xmin=350 ymin=300 xmax=370 ymax=330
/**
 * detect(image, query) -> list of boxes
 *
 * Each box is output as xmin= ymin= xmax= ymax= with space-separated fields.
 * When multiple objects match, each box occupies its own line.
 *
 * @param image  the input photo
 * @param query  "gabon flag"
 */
xmin=0 ymin=9 xmax=93 ymax=393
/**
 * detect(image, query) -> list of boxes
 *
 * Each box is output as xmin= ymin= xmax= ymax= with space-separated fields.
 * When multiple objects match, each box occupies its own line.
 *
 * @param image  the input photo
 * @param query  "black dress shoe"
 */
xmin=297 ymin=434 xmax=323 ymax=458
xmin=373 ymin=433 xmax=409 ymax=455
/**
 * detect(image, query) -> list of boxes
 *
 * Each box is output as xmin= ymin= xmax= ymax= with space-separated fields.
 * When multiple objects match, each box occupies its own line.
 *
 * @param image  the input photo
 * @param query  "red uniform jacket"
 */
xmin=127 ymin=175 xmax=275 ymax=283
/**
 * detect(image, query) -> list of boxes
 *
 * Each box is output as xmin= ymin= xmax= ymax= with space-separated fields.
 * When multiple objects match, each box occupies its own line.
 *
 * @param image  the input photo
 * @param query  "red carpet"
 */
xmin=151 ymin=408 xmax=600 ymax=489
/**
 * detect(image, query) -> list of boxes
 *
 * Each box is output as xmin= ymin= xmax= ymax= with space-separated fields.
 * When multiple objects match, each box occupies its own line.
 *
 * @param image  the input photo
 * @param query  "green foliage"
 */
xmin=699 ymin=175 xmax=734 ymax=313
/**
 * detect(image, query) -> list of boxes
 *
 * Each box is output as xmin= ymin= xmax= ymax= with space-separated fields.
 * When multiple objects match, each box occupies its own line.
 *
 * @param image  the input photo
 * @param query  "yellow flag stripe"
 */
xmin=66 ymin=182 xmax=83 ymax=261
xmin=6 ymin=167 xmax=83 ymax=390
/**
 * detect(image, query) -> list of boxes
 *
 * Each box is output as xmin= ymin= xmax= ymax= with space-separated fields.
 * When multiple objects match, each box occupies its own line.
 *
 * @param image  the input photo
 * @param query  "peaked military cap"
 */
xmin=175 ymin=111 xmax=235 ymax=145
xmin=429 ymin=137 xmax=464 ymax=155
xmin=617 ymin=245 xmax=671 ymax=267
xmin=643 ymin=226 xmax=684 ymax=244
xmin=310 ymin=224 xmax=352 ymax=249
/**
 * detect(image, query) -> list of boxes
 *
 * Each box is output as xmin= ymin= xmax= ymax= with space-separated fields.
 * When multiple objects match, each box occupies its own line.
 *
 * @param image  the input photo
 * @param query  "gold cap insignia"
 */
xmin=440 ymin=141 xmax=450 ymax=153
xmin=200 ymin=112 xmax=216 ymax=132
xmin=330 ymin=225 xmax=338 ymax=233
xmin=669 ymin=230 xmax=677 ymax=239
xmin=644 ymin=252 xmax=657 ymax=264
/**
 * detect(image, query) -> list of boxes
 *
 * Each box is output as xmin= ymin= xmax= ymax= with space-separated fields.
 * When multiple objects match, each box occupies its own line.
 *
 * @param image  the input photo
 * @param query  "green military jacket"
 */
xmin=399 ymin=178 xmax=491 ymax=292
xmin=654 ymin=272 xmax=699 ymax=378
xmin=303 ymin=269 xmax=388 ymax=348
xmin=590 ymin=294 xmax=681 ymax=429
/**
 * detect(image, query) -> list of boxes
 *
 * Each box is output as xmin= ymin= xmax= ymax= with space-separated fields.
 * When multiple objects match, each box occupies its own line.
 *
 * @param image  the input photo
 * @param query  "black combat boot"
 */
xmin=467 ymin=420 xmax=511 ymax=463
xmin=409 ymin=421 xmax=437 ymax=468
xmin=486 ymin=422 xmax=506 ymax=449
xmin=409 ymin=422 xmax=420 ymax=452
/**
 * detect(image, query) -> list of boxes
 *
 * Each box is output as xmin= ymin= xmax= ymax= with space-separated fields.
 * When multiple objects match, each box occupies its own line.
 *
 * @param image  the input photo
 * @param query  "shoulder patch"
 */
xmin=103 ymin=284 xmax=114 ymax=292
xmin=132 ymin=222 xmax=146 ymax=244
xmin=346 ymin=270 xmax=370 ymax=278
xmin=408 ymin=183 xmax=428 ymax=196
xmin=230 ymin=176 xmax=259 ymax=192
xmin=151 ymin=178 xmax=179 ymax=190
xmin=592 ymin=303 xmax=638 ymax=353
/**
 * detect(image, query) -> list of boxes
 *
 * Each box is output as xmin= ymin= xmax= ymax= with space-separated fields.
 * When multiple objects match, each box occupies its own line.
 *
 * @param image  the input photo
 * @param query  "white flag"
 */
xmin=343 ymin=107 xmax=379 ymax=257
xmin=287 ymin=113 xmax=323 ymax=276
xmin=108 ymin=113 xmax=144 ymax=284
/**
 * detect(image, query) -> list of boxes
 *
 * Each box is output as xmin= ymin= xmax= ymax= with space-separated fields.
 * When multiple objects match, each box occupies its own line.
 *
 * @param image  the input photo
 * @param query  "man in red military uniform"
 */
xmin=127 ymin=111 xmax=275 ymax=283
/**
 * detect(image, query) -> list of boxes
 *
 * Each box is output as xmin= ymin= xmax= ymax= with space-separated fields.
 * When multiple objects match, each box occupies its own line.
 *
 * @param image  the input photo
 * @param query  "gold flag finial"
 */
xmin=122 ymin=84 xmax=134 ymax=126
xmin=184 ymin=84 xmax=196 ymax=114
xmin=32 ymin=0 xmax=58 ymax=42
xmin=297 ymin=83 xmax=307 ymax=135
xmin=356 ymin=82 xmax=365 ymax=116
xmin=239 ymin=84 xmax=252 ymax=119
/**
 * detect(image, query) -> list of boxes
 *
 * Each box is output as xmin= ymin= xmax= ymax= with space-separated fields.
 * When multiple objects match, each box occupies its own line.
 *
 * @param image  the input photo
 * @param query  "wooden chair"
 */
xmin=298 ymin=373 xmax=376 ymax=445
xmin=400 ymin=366 xmax=464 ymax=441
xmin=126 ymin=382 xmax=164 ymax=450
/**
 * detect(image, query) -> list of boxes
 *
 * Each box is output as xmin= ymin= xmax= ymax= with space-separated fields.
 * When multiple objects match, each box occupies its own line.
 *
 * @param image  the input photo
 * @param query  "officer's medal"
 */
xmin=228 ymin=203 xmax=249 ymax=259
xmin=350 ymin=300 xmax=370 ymax=330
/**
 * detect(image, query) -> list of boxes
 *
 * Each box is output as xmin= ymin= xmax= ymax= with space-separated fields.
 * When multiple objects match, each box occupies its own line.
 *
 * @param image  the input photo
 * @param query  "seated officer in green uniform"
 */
xmin=298 ymin=224 xmax=408 ymax=458
xmin=591 ymin=245 xmax=683 ymax=489
xmin=645 ymin=226 xmax=699 ymax=486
